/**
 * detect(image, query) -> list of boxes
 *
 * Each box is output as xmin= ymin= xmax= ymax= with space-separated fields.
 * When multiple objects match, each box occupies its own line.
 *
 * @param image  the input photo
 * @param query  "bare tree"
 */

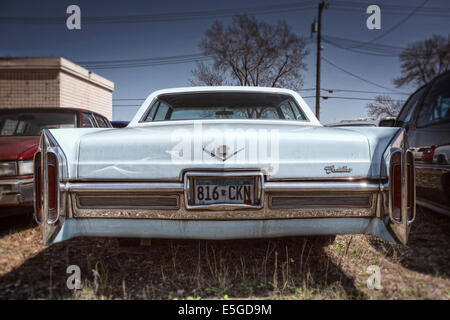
xmin=190 ymin=15 xmax=309 ymax=90
xmin=189 ymin=62 xmax=227 ymax=86
xmin=366 ymin=95 xmax=404 ymax=119
xmin=394 ymin=34 xmax=450 ymax=88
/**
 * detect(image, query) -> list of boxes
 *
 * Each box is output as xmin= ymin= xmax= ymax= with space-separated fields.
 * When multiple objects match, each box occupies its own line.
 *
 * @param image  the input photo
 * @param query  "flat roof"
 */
xmin=0 ymin=57 xmax=114 ymax=92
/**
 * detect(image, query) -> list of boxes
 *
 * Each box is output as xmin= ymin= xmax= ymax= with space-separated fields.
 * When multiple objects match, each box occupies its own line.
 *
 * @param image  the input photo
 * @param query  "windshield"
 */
xmin=143 ymin=92 xmax=307 ymax=122
xmin=0 ymin=110 xmax=78 ymax=136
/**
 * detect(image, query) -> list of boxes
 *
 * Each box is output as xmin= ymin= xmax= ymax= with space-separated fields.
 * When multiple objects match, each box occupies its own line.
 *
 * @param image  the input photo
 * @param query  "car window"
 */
xmin=153 ymin=101 xmax=171 ymax=121
xmin=0 ymin=111 xmax=77 ymax=136
xmin=143 ymin=103 xmax=158 ymax=122
xmin=289 ymin=100 xmax=304 ymax=120
xmin=417 ymin=73 xmax=450 ymax=127
xmin=103 ymin=117 xmax=112 ymax=128
xmin=143 ymin=93 xmax=307 ymax=122
xmin=396 ymin=87 xmax=426 ymax=128
xmin=94 ymin=114 xmax=109 ymax=128
xmin=81 ymin=112 xmax=95 ymax=128
xmin=279 ymin=101 xmax=296 ymax=120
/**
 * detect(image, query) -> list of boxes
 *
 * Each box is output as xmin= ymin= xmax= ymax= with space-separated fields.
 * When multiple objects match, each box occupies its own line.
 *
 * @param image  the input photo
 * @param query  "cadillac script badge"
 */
xmin=324 ymin=165 xmax=353 ymax=174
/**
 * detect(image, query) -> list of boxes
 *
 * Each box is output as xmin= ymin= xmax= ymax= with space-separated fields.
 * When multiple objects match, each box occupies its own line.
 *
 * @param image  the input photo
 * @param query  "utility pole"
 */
xmin=314 ymin=1 xmax=326 ymax=121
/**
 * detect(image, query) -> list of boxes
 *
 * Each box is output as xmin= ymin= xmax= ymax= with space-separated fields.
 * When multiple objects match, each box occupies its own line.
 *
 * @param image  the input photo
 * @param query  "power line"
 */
xmin=78 ymin=53 xmax=207 ymax=65
xmin=115 ymin=95 xmax=405 ymax=105
xmin=112 ymin=88 xmax=409 ymax=102
xmin=79 ymin=54 xmax=211 ymax=69
xmin=322 ymin=33 xmax=450 ymax=58
xmin=323 ymin=39 xmax=399 ymax=57
xmin=321 ymin=35 xmax=403 ymax=57
xmin=302 ymin=95 xmax=405 ymax=101
xmin=322 ymin=96 xmax=404 ymax=101
xmin=322 ymin=88 xmax=409 ymax=95
xmin=0 ymin=1 xmax=315 ymax=25
xmin=348 ymin=0 xmax=429 ymax=49
xmin=321 ymin=56 xmax=406 ymax=93
xmin=2 ymin=0 xmax=448 ymax=25
xmin=330 ymin=1 xmax=450 ymax=17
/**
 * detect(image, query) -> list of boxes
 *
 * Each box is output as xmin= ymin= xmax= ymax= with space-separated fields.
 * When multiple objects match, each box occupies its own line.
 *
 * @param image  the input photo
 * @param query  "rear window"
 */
xmin=142 ymin=92 xmax=307 ymax=122
xmin=0 ymin=110 xmax=77 ymax=136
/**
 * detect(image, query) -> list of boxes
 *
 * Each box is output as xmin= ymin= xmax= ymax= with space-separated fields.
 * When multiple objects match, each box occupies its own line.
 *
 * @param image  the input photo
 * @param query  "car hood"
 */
xmin=0 ymin=136 xmax=40 ymax=161
xmin=49 ymin=122 xmax=399 ymax=180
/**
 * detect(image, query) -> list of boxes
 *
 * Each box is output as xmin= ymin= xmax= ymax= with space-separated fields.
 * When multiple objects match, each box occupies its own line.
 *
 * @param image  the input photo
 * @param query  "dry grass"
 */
xmin=0 ymin=207 xmax=449 ymax=300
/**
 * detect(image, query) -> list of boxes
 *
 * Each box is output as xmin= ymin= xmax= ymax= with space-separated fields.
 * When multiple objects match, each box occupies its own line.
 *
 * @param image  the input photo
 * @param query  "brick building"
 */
xmin=0 ymin=57 xmax=114 ymax=120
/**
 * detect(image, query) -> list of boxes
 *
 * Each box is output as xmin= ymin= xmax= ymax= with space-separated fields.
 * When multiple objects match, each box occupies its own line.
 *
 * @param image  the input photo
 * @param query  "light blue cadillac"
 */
xmin=34 ymin=86 xmax=415 ymax=245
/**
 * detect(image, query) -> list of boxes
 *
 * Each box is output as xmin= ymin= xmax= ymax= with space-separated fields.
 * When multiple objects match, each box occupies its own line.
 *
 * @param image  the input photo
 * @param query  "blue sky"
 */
xmin=1 ymin=0 xmax=449 ymax=123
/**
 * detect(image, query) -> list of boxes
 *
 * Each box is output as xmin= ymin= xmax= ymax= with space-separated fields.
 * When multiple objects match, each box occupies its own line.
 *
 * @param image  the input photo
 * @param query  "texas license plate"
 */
xmin=192 ymin=177 xmax=255 ymax=206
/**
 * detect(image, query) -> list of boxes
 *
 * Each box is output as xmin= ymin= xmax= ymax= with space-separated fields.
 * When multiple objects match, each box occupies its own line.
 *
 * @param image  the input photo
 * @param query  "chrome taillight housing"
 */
xmin=34 ymin=142 xmax=59 ymax=224
xmin=389 ymin=150 xmax=415 ymax=223
xmin=34 ymin=151 xmax=42 ymax=223
xmin=47 ymin=152 xmax=58 ymax=222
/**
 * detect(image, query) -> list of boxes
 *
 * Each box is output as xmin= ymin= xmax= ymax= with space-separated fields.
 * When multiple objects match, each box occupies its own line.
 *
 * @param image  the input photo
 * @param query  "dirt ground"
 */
xmin=0 ymin=206 xmax=449 ymax=300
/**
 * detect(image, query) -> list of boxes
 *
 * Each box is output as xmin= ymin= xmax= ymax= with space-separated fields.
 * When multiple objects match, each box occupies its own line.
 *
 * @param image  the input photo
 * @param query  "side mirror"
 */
xmin=379 ymin=119 xmax=396 ymax=127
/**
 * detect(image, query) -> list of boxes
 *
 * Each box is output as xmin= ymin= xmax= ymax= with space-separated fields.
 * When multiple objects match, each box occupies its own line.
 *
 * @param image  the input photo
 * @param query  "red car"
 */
xmin=0 ymin=108 xmax=111 ymax=215
xmin=421 ymin=145 xmax=437 ymax=163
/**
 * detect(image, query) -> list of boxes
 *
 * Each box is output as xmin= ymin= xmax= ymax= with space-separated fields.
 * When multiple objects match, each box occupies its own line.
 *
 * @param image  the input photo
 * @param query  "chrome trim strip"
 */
xmin=407 ymin=150 xmax=416 ymax=224
xmin=63 ymin=182 xmax=184 ymax=193
xmin=388 ymin=150 xmax=401 ymax=225
xmin=41 ymin=134 xmax=49 ymax=224
xmin=264 ymin=181 xmax=384 ymax=192
xmin=60 ymin=180 xmax=385 ymax=193
xmin=265 ymin=176 xmax=371 ymax=181
xmin=33 ymin=150 xmax=41 ymax=224
xmin=401 ymin=141 xmax=408 ymax=226
xmin=0 ymin=178 xmax=34 ymax=186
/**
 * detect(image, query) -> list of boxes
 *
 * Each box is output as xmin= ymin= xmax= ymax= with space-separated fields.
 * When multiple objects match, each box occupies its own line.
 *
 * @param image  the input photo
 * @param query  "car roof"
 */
xmin=149 ymin=86 xmax=300 ymax=96
xmin=129 ymin=86 xmax=321 ymax=126
xmin=0 ymin=107 xmax=108 ymax=118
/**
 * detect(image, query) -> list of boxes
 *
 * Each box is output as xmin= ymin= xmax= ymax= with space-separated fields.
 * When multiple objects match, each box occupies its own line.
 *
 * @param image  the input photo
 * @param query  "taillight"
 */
xmin=34 ymin=152 xmax=42 ymax=223
xmin=390 ymin=151 xmax=414 ymax=222
xmin=391 ymin=152 xmax=401 ymax=221
xmin=34 ymin=151 xmax=58 ymax=224
xmin=406 ymin=151 xmax=414 ymax=220
xmin=47 ymin=153 xmax=58 ymax=222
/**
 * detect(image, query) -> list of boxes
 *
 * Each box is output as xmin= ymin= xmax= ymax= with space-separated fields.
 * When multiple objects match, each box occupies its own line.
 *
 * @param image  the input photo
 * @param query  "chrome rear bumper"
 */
xmin=52 ymin=217 xmax=396 ymax=243
xmin=0 ymin=178 xmax=34 ymax=207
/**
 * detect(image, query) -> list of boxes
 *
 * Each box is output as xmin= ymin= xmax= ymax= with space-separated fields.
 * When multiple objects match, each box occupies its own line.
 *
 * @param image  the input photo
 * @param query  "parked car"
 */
xmin=433 ymin=144 xmax=450 ymax=165
xmin=0 ymin=107 xmax=111 ymax=214
xmin=111 ymin=120 xmax=129 ymax=128
xmin=34 ymin=87 xmax=415 ymax=245
xmin=421 ymin=145 xmax=437 ymax=163
xmin=410 ymin=146 xmax=428 ymax=160
xmin=379 ymin=71 xmax=450 ymax=216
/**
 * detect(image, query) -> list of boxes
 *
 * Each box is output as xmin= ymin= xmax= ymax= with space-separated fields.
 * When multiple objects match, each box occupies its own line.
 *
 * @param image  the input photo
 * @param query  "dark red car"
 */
xmin=421 ymin=145 xmax=437 ymax=163
xmin=0 ymin=107 xmax=111 ymax=215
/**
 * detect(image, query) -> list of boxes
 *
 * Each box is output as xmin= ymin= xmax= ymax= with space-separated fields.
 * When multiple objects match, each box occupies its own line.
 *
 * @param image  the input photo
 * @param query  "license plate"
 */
xmin=192 ymin=177 xmax=255 ymax=206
